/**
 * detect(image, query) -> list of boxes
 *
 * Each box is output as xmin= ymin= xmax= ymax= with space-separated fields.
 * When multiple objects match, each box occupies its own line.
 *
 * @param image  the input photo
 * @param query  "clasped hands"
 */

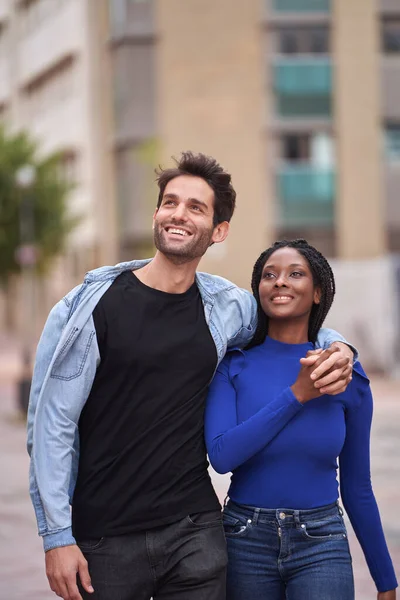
xmin=291 ymin=343 xmax=353 ymax=404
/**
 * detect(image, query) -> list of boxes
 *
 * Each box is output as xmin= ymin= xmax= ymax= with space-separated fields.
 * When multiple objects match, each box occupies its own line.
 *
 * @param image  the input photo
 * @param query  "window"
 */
xmin=109 ymin=0 xmax=153 ymax=37
xmin=277 ymin=132 xmax=335 ymax=228
xmin=19 ymin=0 xmax=67 ymax=36
xmin=280 ymin=132 xmax=334 ymax=165
xmin=24 ymin=56 xmax=76 ymax=120
xmin=382 ymin=18 xmax=400 ymax=54
xmin=274 ymin=60 xmax=332 ymax=117
xmin=115 ymin=144 xmax=156 ymax=241
xmin=282 ymin=134 xmax=311 ymax=161
xmin=0 ymin=20 xmax=9 ymax=57
xmin=273 ymin=0 xmax=330 ymax=13
xmin=384 ymin=123 xmax=400 ymax=161
xmin=279 ymin=26 xmax=330 ymax=55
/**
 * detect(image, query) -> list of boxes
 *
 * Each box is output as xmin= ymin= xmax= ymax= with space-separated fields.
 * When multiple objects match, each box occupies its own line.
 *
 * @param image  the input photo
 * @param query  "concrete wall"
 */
xmin=333 ymin=0 xmax=386 ymax=259
xmin=156 ymin=0 xmax=271 ymax=289
xmin=325 ymin=256 xmax=399 ymax=376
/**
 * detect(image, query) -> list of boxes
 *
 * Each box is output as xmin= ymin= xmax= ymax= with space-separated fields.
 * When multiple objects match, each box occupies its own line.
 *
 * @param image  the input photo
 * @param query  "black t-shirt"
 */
xmin=72 ymin=271 xmax=220 ymax=539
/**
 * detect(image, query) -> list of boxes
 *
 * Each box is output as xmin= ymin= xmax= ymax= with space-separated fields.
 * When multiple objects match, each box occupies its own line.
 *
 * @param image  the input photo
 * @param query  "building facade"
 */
xmin=108 ymin=0 xmax=400 ymax=371
xmin=109 ymin=0 xmax=400 ymax=272
xmin=0 ymin=0 xmax=399 ymax=368
xmin=0 ymin=0 xmax=118 ymax=329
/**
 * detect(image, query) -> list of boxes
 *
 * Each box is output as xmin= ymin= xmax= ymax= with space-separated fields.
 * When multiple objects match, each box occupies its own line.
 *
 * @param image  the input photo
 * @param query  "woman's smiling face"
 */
xmin=258 ymin=247 xmax=321 ymax=323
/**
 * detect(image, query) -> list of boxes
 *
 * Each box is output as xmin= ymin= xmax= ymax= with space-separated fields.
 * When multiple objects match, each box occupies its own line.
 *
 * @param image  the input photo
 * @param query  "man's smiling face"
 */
xmin=153 ymin=175 xmax=225 ymax=264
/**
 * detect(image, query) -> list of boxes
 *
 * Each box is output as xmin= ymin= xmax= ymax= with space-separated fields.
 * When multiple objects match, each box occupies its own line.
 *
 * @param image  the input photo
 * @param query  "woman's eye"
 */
xmin=262 ymin=272 xmax=274 ymax=279
xmin=291 ymin=271 xmax=304 ymax=277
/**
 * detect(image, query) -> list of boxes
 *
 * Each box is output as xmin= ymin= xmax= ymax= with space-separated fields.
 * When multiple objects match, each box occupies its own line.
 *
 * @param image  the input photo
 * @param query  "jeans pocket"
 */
xmin=300 ymin=516 xmax=347 ymax=541
xmin=222 ymin=512 xmax=250 ymax=538
xmin=77 ymin=537 xmax=106 ymax=552
xmin=186 ymin=510 xmax=222 ymax=528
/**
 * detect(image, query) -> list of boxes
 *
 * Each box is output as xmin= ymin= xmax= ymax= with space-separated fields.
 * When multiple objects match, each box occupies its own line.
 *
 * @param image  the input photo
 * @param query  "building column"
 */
xmin=333 ymin=0 xmax=386 ymax=259
xmin=86 ymin=0 xmax=119 ymax=266
xmin=155 ymin=0 xmax=270 ymax=288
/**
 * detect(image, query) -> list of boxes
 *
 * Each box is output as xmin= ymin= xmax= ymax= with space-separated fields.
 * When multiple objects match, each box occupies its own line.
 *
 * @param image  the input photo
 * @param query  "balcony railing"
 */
xmin=274 ymin=59 xmax=331 ymax=95
xmin=272 ymin=0 xmax=330 ymax=12
xmin=274 ymin=59 xmax=332 ymax=117
xmin=278 ymin=165 xmax=335 ymax=226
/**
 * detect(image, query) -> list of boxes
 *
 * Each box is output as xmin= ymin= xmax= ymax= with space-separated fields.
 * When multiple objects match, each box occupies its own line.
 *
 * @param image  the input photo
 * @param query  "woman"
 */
xmin=204 ymin=239 xmax=397 ymax=600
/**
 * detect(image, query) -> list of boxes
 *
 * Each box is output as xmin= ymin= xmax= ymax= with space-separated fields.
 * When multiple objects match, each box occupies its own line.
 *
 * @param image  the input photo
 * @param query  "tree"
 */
xmin=0 ymin=125 xmax=78 ymax=281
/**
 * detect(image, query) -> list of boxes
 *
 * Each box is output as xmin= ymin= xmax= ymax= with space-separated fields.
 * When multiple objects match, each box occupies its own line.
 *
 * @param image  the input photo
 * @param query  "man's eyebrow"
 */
xmin=188 ymin=198 xmax=209 ymax=209
xmin=162 ymin=194 xmax=209 ymax=209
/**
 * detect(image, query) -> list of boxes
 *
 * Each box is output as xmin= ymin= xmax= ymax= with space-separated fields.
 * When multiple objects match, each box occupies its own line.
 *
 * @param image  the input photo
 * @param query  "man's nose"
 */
xmin=171 ymin=203 xmax=188 ymax=221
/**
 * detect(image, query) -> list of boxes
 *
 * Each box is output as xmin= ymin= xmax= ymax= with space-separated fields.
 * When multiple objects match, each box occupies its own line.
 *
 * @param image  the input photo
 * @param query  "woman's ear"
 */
xmin=314 ymin=287 xmax=321 ymax=305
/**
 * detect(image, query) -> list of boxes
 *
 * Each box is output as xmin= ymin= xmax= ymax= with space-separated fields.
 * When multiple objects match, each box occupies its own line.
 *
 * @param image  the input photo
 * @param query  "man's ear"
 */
xmin=314 ymin=286 xmax=321 ymax=305
xmin=152 ymin=208 xmax=158 ymax=230
xmin=211 ymin=221 xmax=230 ymax=245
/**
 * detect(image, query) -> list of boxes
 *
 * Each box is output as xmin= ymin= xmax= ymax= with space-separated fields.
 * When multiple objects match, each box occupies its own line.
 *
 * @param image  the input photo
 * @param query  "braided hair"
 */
xmin=247 ymin=239 xmax=335 ymax=349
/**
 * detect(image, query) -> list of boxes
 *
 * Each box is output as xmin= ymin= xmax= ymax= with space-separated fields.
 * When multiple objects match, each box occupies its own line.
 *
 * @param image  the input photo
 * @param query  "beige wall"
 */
xmin=333 ymin=0 xmax=386 ymax=259
xmin=326 ymin=257 xmax=398 ymax=375
xmin=156 ymin=0 xmax=271 ymax=289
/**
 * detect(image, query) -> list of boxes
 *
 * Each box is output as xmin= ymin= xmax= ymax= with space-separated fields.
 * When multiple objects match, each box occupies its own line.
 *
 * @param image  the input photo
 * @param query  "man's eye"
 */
xmin=164 ymin=200 xmax=175 ymax=206
xmin=191 ymin=205 xmax=202 ymax=212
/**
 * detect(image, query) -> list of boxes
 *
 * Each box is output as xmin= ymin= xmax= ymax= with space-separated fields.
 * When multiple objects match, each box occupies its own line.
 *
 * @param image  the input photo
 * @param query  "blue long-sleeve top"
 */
xmin=204 ymin=336 xmax=397 ymax=593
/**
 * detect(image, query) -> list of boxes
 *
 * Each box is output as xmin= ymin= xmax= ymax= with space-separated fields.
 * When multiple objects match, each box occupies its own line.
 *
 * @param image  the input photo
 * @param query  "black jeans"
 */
xmin=77 ymin=510 xmax=227 ymax=600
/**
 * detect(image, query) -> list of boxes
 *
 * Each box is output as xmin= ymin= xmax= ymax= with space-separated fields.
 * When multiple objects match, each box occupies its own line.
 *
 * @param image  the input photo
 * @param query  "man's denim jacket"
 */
xmin=27 ymin=259 xmax=351 ymax=552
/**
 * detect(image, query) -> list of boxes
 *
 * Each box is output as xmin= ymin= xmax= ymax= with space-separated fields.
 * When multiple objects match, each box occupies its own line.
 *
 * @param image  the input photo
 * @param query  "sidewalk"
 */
xmin=0 ymin=368 xmax=399 ymax=599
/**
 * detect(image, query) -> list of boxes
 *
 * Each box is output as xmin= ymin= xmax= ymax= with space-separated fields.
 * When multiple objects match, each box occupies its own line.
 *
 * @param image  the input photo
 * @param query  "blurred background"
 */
xmin=0 ymin=0 xmax=399 ymax=598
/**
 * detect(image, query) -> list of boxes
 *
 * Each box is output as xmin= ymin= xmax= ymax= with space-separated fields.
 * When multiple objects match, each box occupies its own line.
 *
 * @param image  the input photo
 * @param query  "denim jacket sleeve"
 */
xmin=316 ymin=327 xmax=359 ymax=361
xmin=27 ymin=287 xmax=100 ymax=552
xmin=225 ymin=288 xmax=257 ymax=350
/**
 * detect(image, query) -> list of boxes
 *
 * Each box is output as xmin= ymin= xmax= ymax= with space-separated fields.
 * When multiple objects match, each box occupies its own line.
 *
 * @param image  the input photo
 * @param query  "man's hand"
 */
xmin=45 ymin=545 xmax=94 ymax=600
xmin=300 ymin=343 xmax=353 ymax=395
xmin=378 ymin=590 xmax=396 ymax=600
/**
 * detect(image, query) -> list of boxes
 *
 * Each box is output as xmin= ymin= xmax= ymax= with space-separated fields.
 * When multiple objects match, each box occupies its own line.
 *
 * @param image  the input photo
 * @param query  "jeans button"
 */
xmin=279 ymin=512 xmax=286 ymax=519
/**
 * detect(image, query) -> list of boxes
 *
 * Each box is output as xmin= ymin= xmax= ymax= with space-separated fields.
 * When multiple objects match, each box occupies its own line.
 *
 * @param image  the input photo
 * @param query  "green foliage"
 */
xmin=0 ymin=125 xmax=78 ymax=281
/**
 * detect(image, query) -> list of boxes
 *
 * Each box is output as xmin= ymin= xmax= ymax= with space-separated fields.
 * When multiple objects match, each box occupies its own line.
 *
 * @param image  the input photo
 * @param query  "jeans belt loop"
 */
xmin=294 ymin=510 xmax=301 ymax=525
xmin=252 ymin=508 xmax=260 ymax=525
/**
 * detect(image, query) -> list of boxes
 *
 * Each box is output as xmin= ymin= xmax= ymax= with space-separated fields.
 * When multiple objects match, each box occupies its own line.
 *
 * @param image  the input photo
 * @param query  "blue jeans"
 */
xmin=76 ymin=510 xmax=227 ymax=599
xmin=223 ymin=500 xmax=354 ymax=600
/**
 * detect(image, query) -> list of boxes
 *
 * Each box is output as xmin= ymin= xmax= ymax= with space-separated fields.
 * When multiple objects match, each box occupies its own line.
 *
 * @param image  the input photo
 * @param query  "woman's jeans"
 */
xmin=223 ymin=500 xmax=354 ymax=600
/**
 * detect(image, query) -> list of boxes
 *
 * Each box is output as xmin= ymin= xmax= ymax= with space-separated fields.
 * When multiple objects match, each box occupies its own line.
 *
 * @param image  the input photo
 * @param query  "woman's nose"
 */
xmin=275 ymin=275 xmax=288 ymax=287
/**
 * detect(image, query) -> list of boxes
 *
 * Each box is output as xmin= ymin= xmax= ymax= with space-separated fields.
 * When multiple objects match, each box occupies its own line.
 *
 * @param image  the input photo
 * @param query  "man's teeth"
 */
xmin=168 ymin=228 xmax=188 ymax=236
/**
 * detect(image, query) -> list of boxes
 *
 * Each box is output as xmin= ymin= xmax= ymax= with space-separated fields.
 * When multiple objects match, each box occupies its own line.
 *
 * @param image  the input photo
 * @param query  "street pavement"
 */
xmin=0 ymin=344 xmax=399 ymax=599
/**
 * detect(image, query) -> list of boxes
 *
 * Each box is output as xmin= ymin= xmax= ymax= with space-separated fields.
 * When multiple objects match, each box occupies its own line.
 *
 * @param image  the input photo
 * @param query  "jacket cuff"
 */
xmin=43 ymin=527 xmax=76 ymax=552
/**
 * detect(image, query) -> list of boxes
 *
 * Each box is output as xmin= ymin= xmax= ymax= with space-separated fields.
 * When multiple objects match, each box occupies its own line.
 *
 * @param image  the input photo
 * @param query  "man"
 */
xmin=27 ymin=152 xmax=353 ymax=600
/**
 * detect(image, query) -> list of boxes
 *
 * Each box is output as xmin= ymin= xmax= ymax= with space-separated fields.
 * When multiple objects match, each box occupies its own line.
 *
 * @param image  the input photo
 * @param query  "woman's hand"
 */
xmin=291 ymin=344 xmax=353 ymax=404
xmin=300 ymin=343 xmax=353 ymax=395
xmin=378 ymin=590 xmax=396 ymax=600
xmin=290 ymin=362 xmax=321 ymax=404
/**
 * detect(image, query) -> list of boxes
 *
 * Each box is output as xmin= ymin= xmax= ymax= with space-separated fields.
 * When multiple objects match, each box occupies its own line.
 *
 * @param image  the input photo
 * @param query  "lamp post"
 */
xmin=15 ymin=164 xmax=37 ymax=417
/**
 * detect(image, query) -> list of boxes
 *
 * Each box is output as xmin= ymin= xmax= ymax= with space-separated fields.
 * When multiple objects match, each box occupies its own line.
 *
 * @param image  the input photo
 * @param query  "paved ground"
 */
xmin=0 ymin=339 xmax=399 ymax=599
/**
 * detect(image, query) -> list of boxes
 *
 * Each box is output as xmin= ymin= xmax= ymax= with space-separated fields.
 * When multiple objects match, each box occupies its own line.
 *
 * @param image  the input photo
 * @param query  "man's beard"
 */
xmin=153 ymin=222 xmax=214 ymax=265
